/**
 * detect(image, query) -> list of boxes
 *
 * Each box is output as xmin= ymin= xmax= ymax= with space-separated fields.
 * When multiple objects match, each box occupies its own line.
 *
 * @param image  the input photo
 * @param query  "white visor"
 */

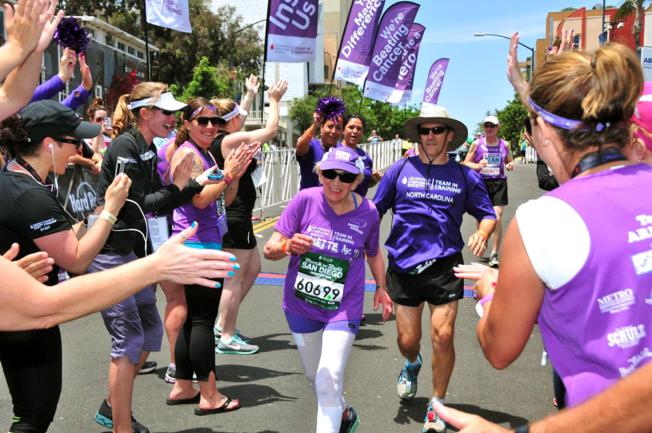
xmin=128 ymin=92 xmax=187 ymax=112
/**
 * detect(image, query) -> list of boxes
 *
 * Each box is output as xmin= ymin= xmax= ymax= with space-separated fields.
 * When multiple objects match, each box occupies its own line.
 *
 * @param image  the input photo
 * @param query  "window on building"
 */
xmin=127 ymin=46 xmax=135 ymax=55
xmin=95 ymin=85 xmax=103 ymax=98
xmin=573 ymin=34 xmax=581 ymax=49
xmin=117 ymin=42 xmax=125 ymax=51
xmin=137 ymin=50 xmax=144 ymax=59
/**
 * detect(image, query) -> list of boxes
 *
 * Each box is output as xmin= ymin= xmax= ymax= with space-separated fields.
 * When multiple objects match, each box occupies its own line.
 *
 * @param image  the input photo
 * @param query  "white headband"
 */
xmin=128 ymin=92 xmax=179 ymax=111
xmin=220 ymin=105 xmax=241 ymax=122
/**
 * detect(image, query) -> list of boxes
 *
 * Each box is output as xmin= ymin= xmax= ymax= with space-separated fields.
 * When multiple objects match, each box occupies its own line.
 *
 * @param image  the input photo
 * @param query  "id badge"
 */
xmin=217 ymin=213 xmax=229 ymax=238
xmin=251 ymin=164 xmax=267 ymax=188
xmin=147 ymin=216 xmax=169 ymax=252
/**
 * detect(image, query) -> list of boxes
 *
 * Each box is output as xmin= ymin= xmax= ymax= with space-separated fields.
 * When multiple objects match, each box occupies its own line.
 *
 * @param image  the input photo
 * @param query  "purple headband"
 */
xmin=191 ymin=105 xmax=217 ymax=119
xmin=528 ymin=97 xmax=616 ymax=132
xmin=527 ymin=97 xmax=583 ymax=130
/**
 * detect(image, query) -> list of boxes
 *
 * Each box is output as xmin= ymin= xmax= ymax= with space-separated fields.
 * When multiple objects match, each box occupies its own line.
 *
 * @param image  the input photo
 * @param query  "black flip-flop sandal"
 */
xmin=166 ymin=393 xmax=200 ymax=405
xmin=193 ymin=397 xmax=240 ymax=415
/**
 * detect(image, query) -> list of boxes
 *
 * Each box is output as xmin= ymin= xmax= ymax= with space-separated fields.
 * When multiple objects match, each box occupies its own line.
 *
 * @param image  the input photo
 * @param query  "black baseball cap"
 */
xmin=19 ymin=100 xmax=100 ymax=143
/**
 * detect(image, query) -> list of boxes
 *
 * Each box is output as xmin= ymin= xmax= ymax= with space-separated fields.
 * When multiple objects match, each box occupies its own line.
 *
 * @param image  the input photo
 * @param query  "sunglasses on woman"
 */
xmin=150 ymin=106 xmax=176 ymax=116
xmin=321 ymin=169 xmax=357 ymax=183
xmin=418 ymin=126 xmax=449 ymax=136
xmin=195 ymin=117 xmax=226 ymax=127
xmin=56 ymin=137 xmax=82 ymax=150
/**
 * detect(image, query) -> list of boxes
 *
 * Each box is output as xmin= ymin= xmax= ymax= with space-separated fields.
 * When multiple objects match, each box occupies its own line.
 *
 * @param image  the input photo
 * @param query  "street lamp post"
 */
xmin=474 ymin=32 xmax=535 ymax=80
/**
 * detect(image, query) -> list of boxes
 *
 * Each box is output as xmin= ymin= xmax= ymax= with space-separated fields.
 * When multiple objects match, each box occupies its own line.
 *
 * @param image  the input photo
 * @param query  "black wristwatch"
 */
xmin=514 ymin=425 xmax=529 ymax=433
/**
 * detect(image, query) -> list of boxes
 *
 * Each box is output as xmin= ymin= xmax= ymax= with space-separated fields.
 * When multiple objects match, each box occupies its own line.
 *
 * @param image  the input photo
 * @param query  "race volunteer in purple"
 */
xmin=463 ymin=115 xmax=514 ymax=268
xmin=373 ymin=105 xmax=495 ymax=433
xmin=339 ymin=113 xmax=382 ymax=196
xmin=264 ymin=146 xmax=393 ymax=433
xmin=0 ymin=100 xmax=129 ymax=433
xmin=459 ymin=42 xmax=652 ymax=421
xmin=91 ymin=82 xmax=218 ymax=433
xmin=166 ymin=97 xmax=253 ymax=414
xmin=296 ymin=97 xmax=345 ymax=190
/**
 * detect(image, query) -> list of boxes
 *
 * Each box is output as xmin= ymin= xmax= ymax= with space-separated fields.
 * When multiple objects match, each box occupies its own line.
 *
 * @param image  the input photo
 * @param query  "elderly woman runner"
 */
xmin=264 ymin=146 xmax=393 ymax=433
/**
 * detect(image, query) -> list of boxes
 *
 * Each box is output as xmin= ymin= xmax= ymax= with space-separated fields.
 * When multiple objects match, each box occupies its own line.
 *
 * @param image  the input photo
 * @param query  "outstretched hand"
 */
xmin=35 ymin=1 xmax=64 ymax=54
xmin=3 ymin=243 xmax=54 ymax=283
xmin=154 ymin=222 xmax=240 ymax=287
xmin=507 ymin=32 xmax=529 ymax=104
xmin=431 ymin=401 xmax=510 ymax=433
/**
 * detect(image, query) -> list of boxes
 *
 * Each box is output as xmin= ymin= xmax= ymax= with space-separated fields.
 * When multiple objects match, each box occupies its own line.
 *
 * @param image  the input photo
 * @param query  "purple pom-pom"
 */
xmin=316 ymin=97 xmax=346 ymax=122
xmin=53 ymin=17 xmax=90 ymax=53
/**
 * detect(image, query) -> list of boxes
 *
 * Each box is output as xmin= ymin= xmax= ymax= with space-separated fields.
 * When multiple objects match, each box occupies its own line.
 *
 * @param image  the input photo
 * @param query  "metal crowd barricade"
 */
xmin=252 ymin=140 xmax=404 ymax=219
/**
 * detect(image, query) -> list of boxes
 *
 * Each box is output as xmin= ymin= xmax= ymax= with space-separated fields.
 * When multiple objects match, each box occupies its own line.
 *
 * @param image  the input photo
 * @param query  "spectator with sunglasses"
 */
xmin=0 ymin=100 xmax=131 ymax=433
xmin=91 ymin=82 xmax=221 ymax=433
xmin=463 ymin=115 xmax=514 ymax=268
xmin=209 ymin=80 xmax=288 ymax=356
xmin=164 ymin=97 xmax=253 ymax=413
xmin=264 ymin=146 xmax=393 ymax=433
xmin=373 ymin=104 xmax=495 ymax=433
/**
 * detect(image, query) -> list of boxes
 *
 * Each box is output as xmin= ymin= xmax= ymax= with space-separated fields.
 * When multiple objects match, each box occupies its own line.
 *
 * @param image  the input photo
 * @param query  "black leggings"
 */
xmin=0 ymin=326 xmax=62 ymax=433
xmin=174 ymin=282 xmax=223 ymax=381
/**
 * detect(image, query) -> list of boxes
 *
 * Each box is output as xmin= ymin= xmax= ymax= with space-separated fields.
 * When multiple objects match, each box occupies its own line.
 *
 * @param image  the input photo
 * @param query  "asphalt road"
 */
xmin=0 ymin=162 xmax=555 ymax=433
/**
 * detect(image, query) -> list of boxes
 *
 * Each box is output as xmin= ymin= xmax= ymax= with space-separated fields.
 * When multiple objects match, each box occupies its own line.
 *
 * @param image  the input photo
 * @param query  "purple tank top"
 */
xmin=171 ymin=141 xmax=219 ymax=243
xmin=472 ymin=137 xmax=508 ymax=179
xmin=540 ymin=163 xmax=652 ymax=407
xmin=156 ymin=139 xmax=173 ymax=185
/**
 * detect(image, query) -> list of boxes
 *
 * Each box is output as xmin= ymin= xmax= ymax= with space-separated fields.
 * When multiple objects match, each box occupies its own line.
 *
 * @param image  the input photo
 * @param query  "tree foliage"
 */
xmin=615 ymin=0 xmax=649 ymax=48
xmin=62 ymin=0 xmax=262 ymax=91
xmin=171 ymin=56 xmax=237 ymax=101
xmin=289 ymin=85 xmax=420 ymax=141
xmin=494 ymin=94 xmax=528 ymax=153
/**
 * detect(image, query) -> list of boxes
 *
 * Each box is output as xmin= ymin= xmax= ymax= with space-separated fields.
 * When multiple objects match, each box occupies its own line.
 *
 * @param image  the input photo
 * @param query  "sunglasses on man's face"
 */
xmin=195 ymin=117 xmax=225 ymax=127
xmin=418 ymin=126 xmax=449 ymax=136
xmin=321 ymin=169 xmax=357 ymax=184
xmin=57 ymin=137 xmax=82 ymax=150
xmin=484 ymin=123 xmax=498 ymax=128
xmin=94 ymin=116 xmax=106 ymax=123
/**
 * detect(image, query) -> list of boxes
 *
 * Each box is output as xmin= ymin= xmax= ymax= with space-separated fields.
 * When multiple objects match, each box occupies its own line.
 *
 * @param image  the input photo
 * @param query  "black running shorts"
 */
xmin=484 ymin=178 xmax=508 ymax=206
xmin=386 ymin=253 xmax=464 ymax=307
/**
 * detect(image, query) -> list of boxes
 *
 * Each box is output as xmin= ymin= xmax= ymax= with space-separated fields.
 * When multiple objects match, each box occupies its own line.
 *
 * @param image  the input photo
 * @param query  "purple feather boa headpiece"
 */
xmin=316 ymin=97 xmax=346 ymax=122
xmin=54 ymin=17 xmax=90 ymax=53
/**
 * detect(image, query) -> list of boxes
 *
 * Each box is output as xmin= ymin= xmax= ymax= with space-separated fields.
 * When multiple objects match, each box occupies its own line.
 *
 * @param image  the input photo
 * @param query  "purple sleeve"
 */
xmin=364 ymin=203 xmax=380 ymax=257
xmin=372 ymin=160 xmax=402 ymax=217
xmin=465 ymin=169 xmax=496 ymax=221
xmin=30 ymin=75 xmax=65 ymax=103
xmin=62 ymin=85 xmax=91 ymax=110
xmin=275 ymin=191 xmax=305 ymax=238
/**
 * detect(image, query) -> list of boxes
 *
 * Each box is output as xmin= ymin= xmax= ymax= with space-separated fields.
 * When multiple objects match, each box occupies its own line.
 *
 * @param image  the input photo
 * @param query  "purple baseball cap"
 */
xmin=319 ymin=147 xmax=364 ymax=174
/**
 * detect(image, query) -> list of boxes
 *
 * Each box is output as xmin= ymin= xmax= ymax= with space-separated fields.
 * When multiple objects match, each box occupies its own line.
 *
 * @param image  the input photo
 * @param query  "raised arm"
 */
xmin=238 ymin=74 xmax=259 ymax=118
xmin=222 ymin=80 xmax=289 ymax=155
xmin=296 ymin=111 xmax=322 ymax=157
xmin=462 ymin=141 xmax=485 ymax=172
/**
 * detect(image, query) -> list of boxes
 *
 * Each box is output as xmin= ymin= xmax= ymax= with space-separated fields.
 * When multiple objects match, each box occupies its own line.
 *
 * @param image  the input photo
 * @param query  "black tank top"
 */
xmin=210 ymin=133 xmax=257 ymax=219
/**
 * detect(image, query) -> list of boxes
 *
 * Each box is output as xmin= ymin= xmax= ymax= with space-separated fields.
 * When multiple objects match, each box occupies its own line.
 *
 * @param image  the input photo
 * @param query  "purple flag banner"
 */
xmin=423 ymin=58 xmax=450 ymax=105
xmin=334 ymin=0 xmax=386 ymax=86
xmin=388 ymin=23 xmax=424 ymax=104
xmin=265 ymin=0 xmax=319 ymax=63
xmin=363 ymin=1 xmax=420 ymax=102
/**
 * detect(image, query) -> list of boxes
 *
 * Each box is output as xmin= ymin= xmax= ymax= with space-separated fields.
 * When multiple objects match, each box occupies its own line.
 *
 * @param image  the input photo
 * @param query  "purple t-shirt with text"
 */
xmin=373 ymin=156 xmax=495 ymax=272
xmin=275 ymin=187 xmax=380 ymax=322
xmin=539 ymin=163 xmax=652 ymax=407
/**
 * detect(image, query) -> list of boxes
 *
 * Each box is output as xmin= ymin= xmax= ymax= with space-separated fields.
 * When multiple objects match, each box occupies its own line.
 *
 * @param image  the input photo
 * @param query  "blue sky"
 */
xmin=383 ymin=0 xmax=606 ymax=133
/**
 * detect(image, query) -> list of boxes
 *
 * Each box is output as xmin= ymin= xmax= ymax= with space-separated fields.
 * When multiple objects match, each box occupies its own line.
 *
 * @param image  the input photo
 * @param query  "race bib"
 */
xmin=481 ymin=152 xmax=501 ymax=177
xmin=147 ymin=216 xmax=169 ymax=252
xmin=294 ymin=252 xmax=349 ymax=310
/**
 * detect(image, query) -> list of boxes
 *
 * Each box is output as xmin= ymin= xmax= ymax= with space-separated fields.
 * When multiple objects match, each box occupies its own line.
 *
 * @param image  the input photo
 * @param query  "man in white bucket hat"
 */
xmin=373 ymin=104 xmax=496 ymax=433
